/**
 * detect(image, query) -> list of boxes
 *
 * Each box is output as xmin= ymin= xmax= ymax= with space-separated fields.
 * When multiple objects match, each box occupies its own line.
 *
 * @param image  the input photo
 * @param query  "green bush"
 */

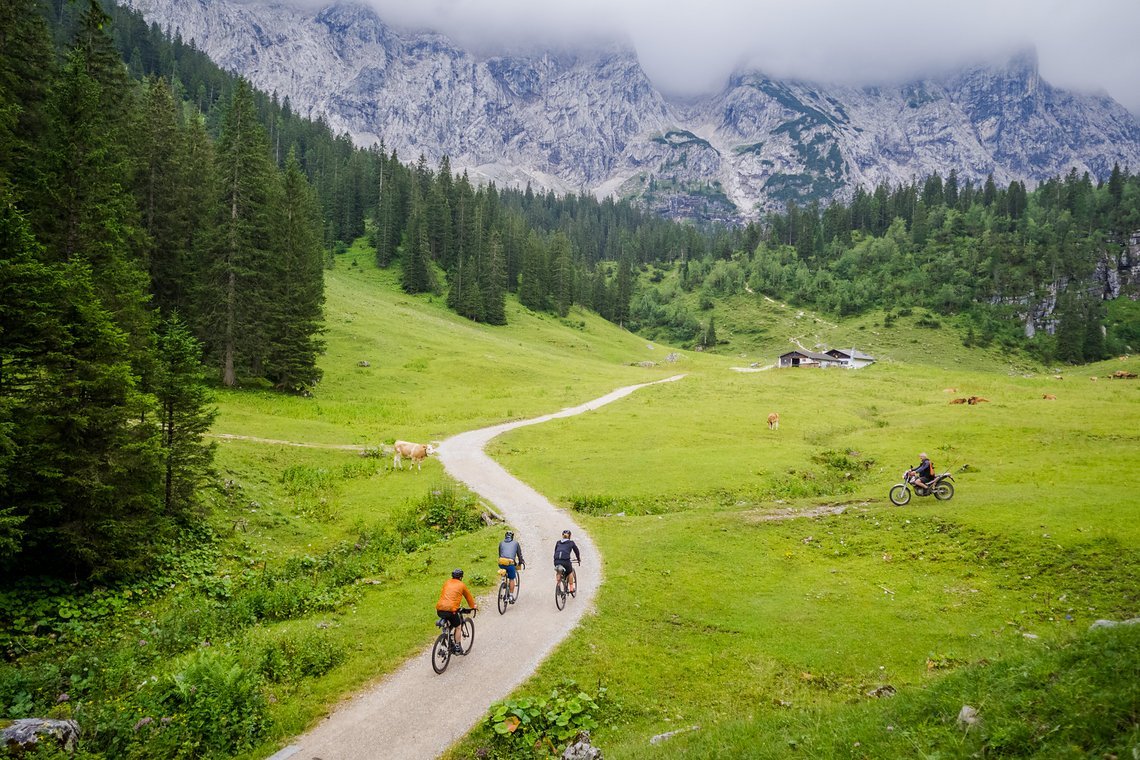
xmin=258 ymin=631 xmax=345 ymax=684
xmin=485 ymin=681 xmax=612 ymax=757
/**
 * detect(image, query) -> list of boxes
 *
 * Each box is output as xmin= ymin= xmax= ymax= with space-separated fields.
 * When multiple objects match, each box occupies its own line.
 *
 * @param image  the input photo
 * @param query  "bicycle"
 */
xmin=497 ymin=561 xmax=523 ymax=615
xmin=554 ymin=560 xmax=580 ymax=611
xmin=430 ymin=607 xmax=476 ymax=674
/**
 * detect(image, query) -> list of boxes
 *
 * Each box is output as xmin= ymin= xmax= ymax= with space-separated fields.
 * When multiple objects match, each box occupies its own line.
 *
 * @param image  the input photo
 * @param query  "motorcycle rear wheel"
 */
xmin=934 ymin=482 xmax=955 ymax=501
xmin=888 ymin=484 xmax=911 ymax=506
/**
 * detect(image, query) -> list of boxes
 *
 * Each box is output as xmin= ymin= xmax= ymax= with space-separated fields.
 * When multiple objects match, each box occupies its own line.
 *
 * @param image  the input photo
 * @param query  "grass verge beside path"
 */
xmin=453 ymin=356 xmax=1140 ymax=757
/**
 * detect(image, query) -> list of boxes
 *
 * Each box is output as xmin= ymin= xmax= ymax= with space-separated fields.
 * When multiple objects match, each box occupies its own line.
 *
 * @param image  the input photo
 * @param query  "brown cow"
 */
xmin=1042 ymin=394 xmax=1056 ymax=400
xmin=949 ymin=398 xmax=968 ymax=404
xmin=967 ymin=396 xmax=989 ymax=404
xmin=393 ymin=440 xmax=433 ymax=471
xmin=767 ymin=412 xmax=779 ymax=430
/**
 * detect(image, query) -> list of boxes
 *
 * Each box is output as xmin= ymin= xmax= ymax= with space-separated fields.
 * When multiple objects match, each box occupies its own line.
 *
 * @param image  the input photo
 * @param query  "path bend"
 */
xmin=274 ymin=374 xmax=684 ymax=760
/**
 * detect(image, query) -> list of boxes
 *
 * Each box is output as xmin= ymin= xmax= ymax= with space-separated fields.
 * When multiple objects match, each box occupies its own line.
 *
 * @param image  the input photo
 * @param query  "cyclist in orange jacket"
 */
xmin=436 ymin=569 xmax=477 ymax=653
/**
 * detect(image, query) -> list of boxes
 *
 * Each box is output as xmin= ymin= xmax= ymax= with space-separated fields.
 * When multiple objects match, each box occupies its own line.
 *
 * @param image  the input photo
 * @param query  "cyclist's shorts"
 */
xmin=554 ymin=562 xmax=573 ymax=577
xmin=503 ymin=563 xmax=517 ymax=580
xmin=436 ymin=609 xmax=461 ymax=628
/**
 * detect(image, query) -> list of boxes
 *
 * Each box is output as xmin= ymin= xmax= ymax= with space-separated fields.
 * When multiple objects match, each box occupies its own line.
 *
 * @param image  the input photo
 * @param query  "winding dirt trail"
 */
xmin=271 ymin=374 xmax=685 ymax=760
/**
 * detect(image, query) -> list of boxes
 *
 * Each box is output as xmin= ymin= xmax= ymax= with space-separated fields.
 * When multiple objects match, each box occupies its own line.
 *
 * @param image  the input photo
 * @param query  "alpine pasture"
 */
xmin=5 ymin=242 xmax=1139 ymax=759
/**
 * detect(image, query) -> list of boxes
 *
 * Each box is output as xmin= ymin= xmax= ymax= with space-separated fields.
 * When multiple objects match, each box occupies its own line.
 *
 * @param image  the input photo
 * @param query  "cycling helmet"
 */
xmin=562 ymin=529 xmax=572 ymax=538
xmin=451 ymin=568 xmax=464 ymax=579
xmin=504 ymin=531 xmax=514 ymax=541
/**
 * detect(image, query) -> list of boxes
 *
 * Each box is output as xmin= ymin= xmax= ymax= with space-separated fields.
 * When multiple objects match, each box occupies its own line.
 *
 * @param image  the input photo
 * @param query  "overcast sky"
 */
xmin=359 ymin=0 xmax=1140 ymax=115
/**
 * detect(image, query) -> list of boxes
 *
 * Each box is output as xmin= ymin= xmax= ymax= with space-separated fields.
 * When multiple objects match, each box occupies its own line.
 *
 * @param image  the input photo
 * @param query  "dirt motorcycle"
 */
xmin=888 ymin=469 xmax=954 ymax=506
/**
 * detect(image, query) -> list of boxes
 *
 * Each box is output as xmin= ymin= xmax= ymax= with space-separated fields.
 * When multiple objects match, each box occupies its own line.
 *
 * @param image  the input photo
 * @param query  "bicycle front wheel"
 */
xmin=497 ymin=581 xmax=508 ymax=615
xmin=431 ymin=632 xmax=451 ymax=674
xmin=461 ymin=616 xmax=475 ymax=655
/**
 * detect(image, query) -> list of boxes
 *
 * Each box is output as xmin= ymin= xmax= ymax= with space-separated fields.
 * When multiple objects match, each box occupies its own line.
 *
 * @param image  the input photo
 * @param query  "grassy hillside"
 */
xmin=216 ymin=245 xmax=1140 ymax=758
xmin=455 ymin=345 xmax=1140 ymax=756
xmin=6 ymin=238 xmax=1134 ymax=759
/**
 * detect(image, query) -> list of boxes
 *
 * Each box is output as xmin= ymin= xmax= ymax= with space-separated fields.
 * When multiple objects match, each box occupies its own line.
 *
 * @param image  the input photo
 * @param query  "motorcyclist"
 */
xmin=909 ymin=452 xmax=935 ymax=491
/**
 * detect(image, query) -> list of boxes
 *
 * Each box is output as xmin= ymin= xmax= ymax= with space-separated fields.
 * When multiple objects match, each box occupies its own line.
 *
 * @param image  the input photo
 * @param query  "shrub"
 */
xmin=485 ymin=681 xmax=611 ymax=757
xmin=258 ymin=631 xmax=345 ymax=684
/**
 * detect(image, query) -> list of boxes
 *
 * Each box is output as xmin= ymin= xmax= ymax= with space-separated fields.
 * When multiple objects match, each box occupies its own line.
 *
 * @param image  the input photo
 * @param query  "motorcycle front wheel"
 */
xmin=934 ymin=482 xmax=955 ymax=501
xmin=889 ymin=484 xmax=911 ymax=506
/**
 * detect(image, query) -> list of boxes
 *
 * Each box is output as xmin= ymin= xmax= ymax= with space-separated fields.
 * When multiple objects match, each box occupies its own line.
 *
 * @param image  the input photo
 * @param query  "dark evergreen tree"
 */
xmin=264 ymin=149 xmax=326 ymax=392
xmin=153 ymin=315 xmax=216 ymax=519
xmin=0 ymin=191 xmax=164 ymax=579
xmin=482 ymin=229 xmax=507 ymax=325
xmin=401 ymin=189 xmax=435 ymax=295
xmin=202 ymin=78 xmax=277 ymax=386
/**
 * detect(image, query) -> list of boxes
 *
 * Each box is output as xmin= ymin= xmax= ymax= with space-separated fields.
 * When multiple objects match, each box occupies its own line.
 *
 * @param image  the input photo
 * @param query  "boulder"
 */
xmin=2 ymin=718 xmax=81 ymax=753
xmin=562 ymin=730 xmax=603 ymax=760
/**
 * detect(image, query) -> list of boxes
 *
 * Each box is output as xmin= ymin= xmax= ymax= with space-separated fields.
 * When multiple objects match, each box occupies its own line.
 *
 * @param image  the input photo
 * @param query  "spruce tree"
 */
xmin=482 ymin=229 xmax=507 ymax=325
xmin=154 ymin=315 xmax=216 ymax=519
xmin=202 ymin=79 xmax=276 ymax=386
xmin=400 ymin=186 xmax=437 ymax=296
xmin=518 ymin=230 xmax=547 ymax=311
xmin=0 ymin=0 xmax=55 ymax=199
xmin=1 ymin=190 xmax=164 ymax=579
xmin=264 ymin=149 xmax=326 ymax=392
xmin=136 ymin=76 xmax=193 ymax=317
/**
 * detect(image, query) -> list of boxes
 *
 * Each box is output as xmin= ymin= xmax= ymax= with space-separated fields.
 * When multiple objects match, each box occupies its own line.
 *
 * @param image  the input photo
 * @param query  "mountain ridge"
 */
xmin=126 ymin=0 xmax=1140 ymax=221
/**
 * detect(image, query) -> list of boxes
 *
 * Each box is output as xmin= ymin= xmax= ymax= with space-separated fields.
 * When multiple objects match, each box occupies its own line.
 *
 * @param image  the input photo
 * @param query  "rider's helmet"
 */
xmin=451 ymin=568 xmax=464 ymax=579
xmin=562 ymin=529 xmax=572 ymax=538
xmin=504 ymin=531 xmax=514 ymax=541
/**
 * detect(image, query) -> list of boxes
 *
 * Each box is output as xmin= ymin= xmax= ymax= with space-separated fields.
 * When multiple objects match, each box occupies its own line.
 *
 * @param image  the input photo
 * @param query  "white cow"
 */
xmin=393 ymin=440 xmax=434 ymax=471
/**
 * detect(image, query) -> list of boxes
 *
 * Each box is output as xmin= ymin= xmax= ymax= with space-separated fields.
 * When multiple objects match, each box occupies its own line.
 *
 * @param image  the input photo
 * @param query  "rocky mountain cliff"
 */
xmin=126 ymin=0 xmax=1140 ymax=222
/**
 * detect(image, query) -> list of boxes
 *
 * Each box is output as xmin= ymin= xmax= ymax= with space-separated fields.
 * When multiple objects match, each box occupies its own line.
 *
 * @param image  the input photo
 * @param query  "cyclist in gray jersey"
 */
xmin=498 ymin=531 xmax=525 ymax=601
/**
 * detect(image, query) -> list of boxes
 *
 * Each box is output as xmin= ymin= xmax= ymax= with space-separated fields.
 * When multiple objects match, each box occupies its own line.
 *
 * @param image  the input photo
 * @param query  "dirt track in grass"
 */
xmin=269 ymin=374 xmax=685 ymax=760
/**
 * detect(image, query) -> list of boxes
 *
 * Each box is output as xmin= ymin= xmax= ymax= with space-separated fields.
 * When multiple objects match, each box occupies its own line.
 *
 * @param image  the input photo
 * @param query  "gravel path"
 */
xmin=271 ymin=374 xmax=685 ymax=760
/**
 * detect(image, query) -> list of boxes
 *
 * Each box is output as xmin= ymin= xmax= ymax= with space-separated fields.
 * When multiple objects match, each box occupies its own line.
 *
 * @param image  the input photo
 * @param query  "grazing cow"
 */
xmin=1053 ymin=375 xmax=1064 ymax=380
xmin=1090 ymin=376 xmax=1098 ymax=382
xmin=1042 ymin=394 xmax=1056 ymax=400
xmin=949 ymin=398 xmax=968 ymax=404
xmin=767 ymin=412 xmax=779 ymax=430
xmin=393 ymin=440 xmax=433 ymax=471
xmin=967 ymin=396 xmax=990 ymax=404
xmin=943 ymin=388 xmax=958 ymax=393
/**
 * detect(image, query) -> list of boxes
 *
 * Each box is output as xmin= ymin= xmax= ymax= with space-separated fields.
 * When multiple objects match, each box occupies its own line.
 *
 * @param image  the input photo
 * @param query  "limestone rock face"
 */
xmin=126 ymin=0 xmax=1140 ymax=222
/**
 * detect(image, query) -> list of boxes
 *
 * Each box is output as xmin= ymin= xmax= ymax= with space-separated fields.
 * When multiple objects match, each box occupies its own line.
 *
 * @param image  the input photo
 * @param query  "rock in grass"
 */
xmin=563 ymin=730 xmax=603 ymax=759
xmin=957 ymin=705 xmax=981 ymax=729
xmin=866 ymin=684 xmax=896 ymax=698
xmin=649 ymin=725 xmax=700 ymax=744
xmin=1 ymin=719 xmax=81 ymax=753
xmin=1090 ymin=617 xmax=1140 ymax=629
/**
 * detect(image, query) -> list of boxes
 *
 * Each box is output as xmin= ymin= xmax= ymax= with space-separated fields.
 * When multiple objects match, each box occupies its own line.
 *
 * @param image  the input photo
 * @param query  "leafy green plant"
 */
xmin=258 ymin=631 xmax=345 ymax=684
xmin=485 ymin=681 xmax=611 ymax=756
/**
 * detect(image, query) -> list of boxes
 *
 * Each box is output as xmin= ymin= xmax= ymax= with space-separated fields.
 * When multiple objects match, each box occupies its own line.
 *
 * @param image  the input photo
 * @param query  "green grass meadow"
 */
xmin=38 ymin=243 xmax=1134 ymax=758
xmin=463 ymin=349 xmax=1140 ymax=756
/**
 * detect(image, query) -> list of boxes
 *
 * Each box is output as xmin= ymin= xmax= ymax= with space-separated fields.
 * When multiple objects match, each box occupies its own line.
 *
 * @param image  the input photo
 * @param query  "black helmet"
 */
xmin=562 ymin=529 xmax=572 ymax=538
xmin=451 ymin=568 xmax=464 ymax=579
xmin=504 ymin=531 xmax=514 ymax=541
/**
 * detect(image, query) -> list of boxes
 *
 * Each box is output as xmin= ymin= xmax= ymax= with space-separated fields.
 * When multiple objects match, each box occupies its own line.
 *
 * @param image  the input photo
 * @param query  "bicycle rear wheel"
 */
xmin=497 ymin=581 xmax=508 ymax=615
xmin=431 ymin=632 xmax=451 ymax=674
xmin=555 ymin=575 xmax=567 ymax=610
xmin=460 ymin=616 xmax=475 ymax=655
